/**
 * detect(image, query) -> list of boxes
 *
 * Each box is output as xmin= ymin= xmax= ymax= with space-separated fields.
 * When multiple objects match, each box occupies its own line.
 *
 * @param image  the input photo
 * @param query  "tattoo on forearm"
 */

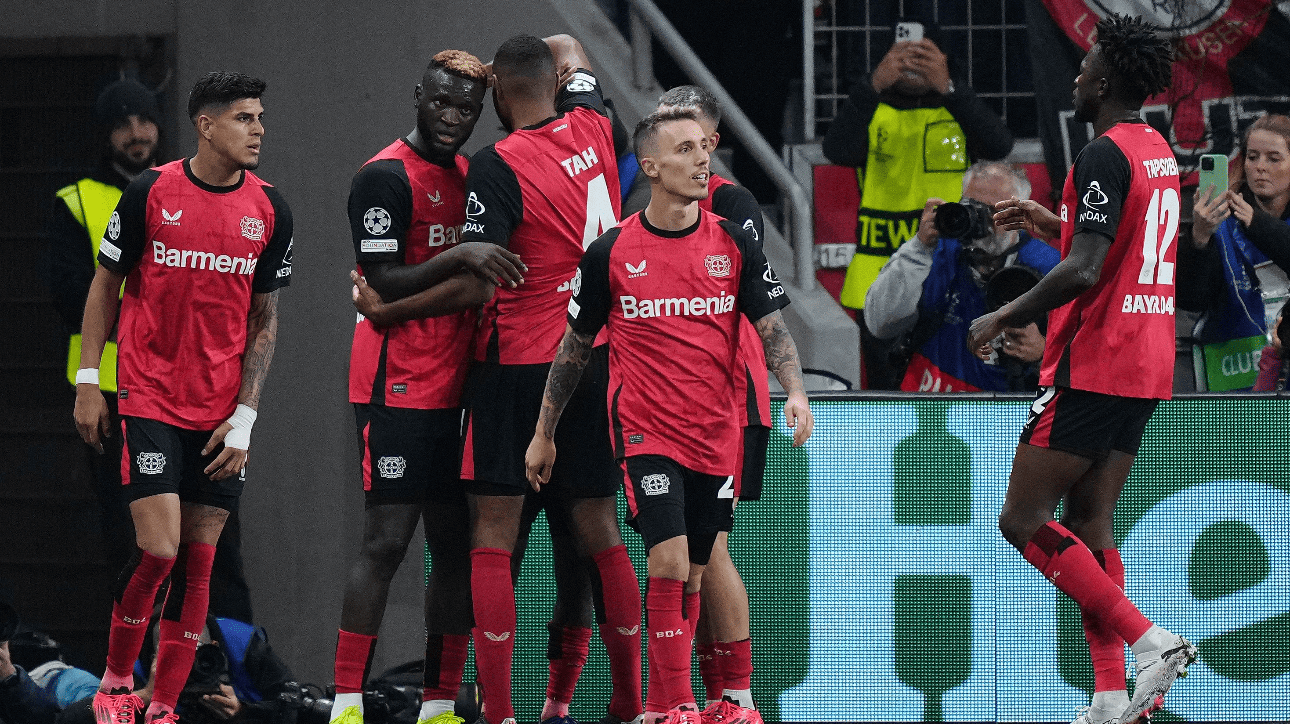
xmin=754 ymin=311 xmax=807 ymax=397
xmin=238 ymin=291 xmax=280 ymax=409
xmin=537 ymin=327 xmax=596 ymax=439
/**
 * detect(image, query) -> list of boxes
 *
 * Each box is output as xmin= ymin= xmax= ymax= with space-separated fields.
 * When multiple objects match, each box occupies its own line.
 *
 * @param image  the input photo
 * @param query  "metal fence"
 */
xmin=803 ymin=0 xmax=1037 ymax=142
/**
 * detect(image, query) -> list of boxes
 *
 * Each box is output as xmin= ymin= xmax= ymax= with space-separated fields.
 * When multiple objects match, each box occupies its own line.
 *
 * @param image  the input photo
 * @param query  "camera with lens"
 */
xmin=933 ymin=198 xmax=995 ymax=241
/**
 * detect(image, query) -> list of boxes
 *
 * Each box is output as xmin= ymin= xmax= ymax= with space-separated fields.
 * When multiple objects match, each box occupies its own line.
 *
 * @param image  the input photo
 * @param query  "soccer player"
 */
xmin=655 ymin=85 xmax=767 ymax=718
xmin=73 ymin=72 xmax=293 ymax=724
xmin=332 ymin=51 xmax=526 ymax=724
xmin=459 ymin=34 xmax=642 ymax=724
xmin=525 ymin=108 xmax=813 ymax=724
xmin=967 ymin=15 xmax=1194 ymax=724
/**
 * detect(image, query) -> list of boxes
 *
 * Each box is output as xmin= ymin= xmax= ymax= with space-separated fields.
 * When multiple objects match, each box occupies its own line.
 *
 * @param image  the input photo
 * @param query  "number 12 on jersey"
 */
xmin=583 ymin=173 xmax=618 ymax=249
xmin=1138 ymin=187 xmax=1179 ymax=285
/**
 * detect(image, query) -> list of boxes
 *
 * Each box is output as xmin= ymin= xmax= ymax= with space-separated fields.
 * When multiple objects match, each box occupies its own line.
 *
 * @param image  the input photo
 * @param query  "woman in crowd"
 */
xmin=1184 ymin=114 xmax=1290 ymax=390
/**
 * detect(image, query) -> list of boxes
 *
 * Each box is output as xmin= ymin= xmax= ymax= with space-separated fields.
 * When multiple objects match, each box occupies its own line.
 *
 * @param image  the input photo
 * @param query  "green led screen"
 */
xmin=427 ymin=395 xmax=1290 ymax=722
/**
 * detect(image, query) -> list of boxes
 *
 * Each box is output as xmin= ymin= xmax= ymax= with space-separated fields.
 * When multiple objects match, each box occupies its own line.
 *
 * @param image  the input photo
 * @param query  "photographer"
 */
xmin=0 ymin=603 xmax=98 ymax=724
xmin=864 ymin=162 xmax=1059 ymax=392
xmin=59 ymin=615 xmax=294 ymax=724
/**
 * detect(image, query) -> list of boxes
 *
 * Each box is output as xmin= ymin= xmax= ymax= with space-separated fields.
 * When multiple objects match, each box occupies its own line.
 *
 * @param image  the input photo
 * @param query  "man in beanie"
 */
xmin=44 ymin=77 xmax=162 ymax=578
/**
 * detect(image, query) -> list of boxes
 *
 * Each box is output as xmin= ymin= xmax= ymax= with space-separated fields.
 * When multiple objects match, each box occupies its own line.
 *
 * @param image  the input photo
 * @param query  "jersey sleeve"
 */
xmin=568 ymin=227 xmax=619 ymax=336
xmin=253 ymin=185 xmax=294 ymax=292
xmin=556 ymin=68 xmax=607 ymax=116
xmin=1071 ymin=136 xmax=1132 ymax=241
xmin=710 ymin=184 xmax=765 ymax=246
xmin=97 ymin=169 xmax=160 ymax=274
xmin=348 ymin=160 xmax=412 ymax=264
xmin=719 ymin=219 xmax=789 ymax=322
xmin=462 ymin=146 xmax=524 ymax=247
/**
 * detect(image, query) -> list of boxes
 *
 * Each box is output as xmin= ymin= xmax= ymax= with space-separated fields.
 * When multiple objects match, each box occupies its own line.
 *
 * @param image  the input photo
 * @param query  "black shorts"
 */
xmin=1020 ymin=386 xmax=1159 ymax=458
xmin=354 ymin=404 xmax=465 ymax=507
xmin=120 ymin=416 xmax=244 ymax=511
xmin=718 ymin=425 xmax=771 ymax=533
xmin=462 ymin=345 xmax=618 ymax=499
xmin=623 ymin=455 xmax=734 ymax=565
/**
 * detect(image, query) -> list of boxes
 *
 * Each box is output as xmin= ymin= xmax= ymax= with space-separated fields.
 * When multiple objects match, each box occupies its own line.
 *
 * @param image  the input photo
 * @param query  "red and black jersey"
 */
xmin=97 ymin=158 xmax=293 ymax=430
xmin=1042 ymin=122 xmax=1179 ymax=399
xmin=701 ymin=173 xmax=775 ymax=428
xmin=568 ymin=210 xmax=788 ymax=476
xmin=462 ymin=69 xmax=620 ymax=364
xmin=347 ymin=140 xmax=474 ymax=409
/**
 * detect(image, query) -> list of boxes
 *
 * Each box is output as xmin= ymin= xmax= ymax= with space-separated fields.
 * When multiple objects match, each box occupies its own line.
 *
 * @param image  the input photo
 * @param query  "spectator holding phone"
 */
xmin=1183 ymin=114 xmax=1290 ymax=390
xmin=822 ymin=17 xmax=1014 ymax=388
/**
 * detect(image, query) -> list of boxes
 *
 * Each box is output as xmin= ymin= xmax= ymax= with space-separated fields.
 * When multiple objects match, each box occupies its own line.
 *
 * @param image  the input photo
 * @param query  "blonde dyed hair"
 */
xmin=431 ymin=49 xmax=487 ymax=83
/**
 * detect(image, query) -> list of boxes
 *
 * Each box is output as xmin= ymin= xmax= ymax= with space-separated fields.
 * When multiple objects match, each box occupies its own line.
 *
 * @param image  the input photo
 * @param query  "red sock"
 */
xmin=546 ymin=624 xmax=591 ymax=704
xmin=1085 ymin=549 xmax=1128 ymax=692
xmin=718 ymin=638 xmax=753 ymax=691
xmin=646 ymin=577 xmax=695 ymax=711
xmin=150 ymin=542 xmax=216 ymax=711
xmin=695 ymin=641 xmax=723 ymax=702
xmin=683 ymin=590 xmax=701 ymax=638
xmin=422 ymin=633 xmax=468 ymax=701
xmin=1023 ymin=523 xmax=1151 ymax=644
xmin=104 ymin=549 xmax=175 ymax=687
xmin=471 ymin=548 xmax=515 ymax=724
xmin=335 ymin=630 xmax=378 ymax=694
xmin=594 ymin=545 xmax=643 ymax=721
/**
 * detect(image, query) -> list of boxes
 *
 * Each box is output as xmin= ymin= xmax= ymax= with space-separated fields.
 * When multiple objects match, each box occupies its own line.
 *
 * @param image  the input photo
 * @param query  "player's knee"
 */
xmin=361 ymin=532 xmax=412 ymax=573
xmin=997 ymin=509 xmax=1031 ymax=551
xmin=647 ymin=537 xmax=691 ymax=580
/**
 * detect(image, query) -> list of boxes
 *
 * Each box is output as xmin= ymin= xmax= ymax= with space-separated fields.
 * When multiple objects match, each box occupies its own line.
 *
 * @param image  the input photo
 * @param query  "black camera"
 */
xmin=183 ymin=642 xmax=232 ymax=695
xmin=933 ymin=198 xmax=995 ymax=241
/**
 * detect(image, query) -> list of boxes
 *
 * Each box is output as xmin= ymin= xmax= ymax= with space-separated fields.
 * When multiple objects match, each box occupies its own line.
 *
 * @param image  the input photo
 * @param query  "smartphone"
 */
xmin=1198 ymin=154 xmax=1228 ymax=201
xmin=895 ymin=21 xmax=925 ymax=43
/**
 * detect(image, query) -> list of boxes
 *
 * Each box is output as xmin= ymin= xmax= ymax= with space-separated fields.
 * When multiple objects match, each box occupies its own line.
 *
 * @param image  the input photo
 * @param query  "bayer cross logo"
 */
xmin=240 ymin=216 xmax=266 ymax=240
xmin=376 ymin=456 xmax=406 ymax=479
xmin=364 ymin=207 xmax=392 ymax=235
xmin=704 ymin=254 xmax=732 ymax=277
xmin=641 ymin=473 xmax=670 ymax=496
xmin=107 ymin=211 xmax=121 ymax=240
xmin=136 ymin=452 xmax=166 ymax=475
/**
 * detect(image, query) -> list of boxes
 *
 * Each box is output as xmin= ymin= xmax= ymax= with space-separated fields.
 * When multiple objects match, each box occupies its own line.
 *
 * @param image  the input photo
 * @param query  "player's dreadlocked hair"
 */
xmin=633 ymin=107 xmax=701 ymax=159
xmin=1094 ymin=13 xmax=1173 ymax=105
xmin=187 ymin=71 xmax=266 ymax=122
xmin=658 ymin=85 xmax=722 ymax=126
xmin=429 ymin=49 xmax=487 ymax=83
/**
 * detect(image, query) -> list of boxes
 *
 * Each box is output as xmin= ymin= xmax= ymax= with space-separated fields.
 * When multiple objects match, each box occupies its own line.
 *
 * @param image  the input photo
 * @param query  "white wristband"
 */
xmin=76 ymin=368 xmax=100 ymax=386
xmin=223 ymin=404 xmax=258 ymax=450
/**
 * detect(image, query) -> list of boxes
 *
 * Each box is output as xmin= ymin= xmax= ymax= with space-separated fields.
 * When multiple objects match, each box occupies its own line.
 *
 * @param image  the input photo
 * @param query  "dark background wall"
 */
xmin=1 ymin=0 xmax=642 ymax=685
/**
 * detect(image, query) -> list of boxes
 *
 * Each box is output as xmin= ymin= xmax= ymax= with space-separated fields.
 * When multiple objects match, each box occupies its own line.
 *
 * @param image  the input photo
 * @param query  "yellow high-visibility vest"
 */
xmin=839 ymin=104 xmax=968 ymax=309
xmin=56 ymin=178 xmax=121 ymax=391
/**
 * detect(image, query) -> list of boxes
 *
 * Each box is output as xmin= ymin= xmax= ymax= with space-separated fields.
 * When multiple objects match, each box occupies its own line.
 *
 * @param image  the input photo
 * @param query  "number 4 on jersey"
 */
xmin=583 ymin=173 xmax=618 ymax=249
xmin=1138 ymin=187 xmax=1179 ymax=285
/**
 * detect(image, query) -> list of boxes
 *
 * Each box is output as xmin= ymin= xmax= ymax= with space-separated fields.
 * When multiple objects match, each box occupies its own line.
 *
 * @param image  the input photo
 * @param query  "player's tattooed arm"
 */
xmin=536 ymin=325 xmax=597 ymax=440
xmin=754 ymin=310 xmax=806 ymax=396
xmin=754 ymin=310 xmax=814 ymax=446
xmin=238 ymin=290 xmax=280 ymax=409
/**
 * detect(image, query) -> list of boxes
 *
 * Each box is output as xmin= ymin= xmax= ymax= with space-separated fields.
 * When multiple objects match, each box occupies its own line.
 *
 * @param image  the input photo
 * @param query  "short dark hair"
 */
xmin=187 ymin=72 xmax=267 ymax=122
xmin=657 ymin=85 xmax=721 ymax=126
xmin=493 ymin=34 xmax=555 ymax=80
xmin=428 ymin=49 xmax=488 ymax=84
xmin=1094 ymin=14 xmax=1173 ymax=105
xmin=633 ymin=107 xmax=701 ymax=158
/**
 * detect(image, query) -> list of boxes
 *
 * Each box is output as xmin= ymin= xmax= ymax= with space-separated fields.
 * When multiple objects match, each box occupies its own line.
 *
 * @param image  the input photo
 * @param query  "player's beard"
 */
xmin=112 ymin=146 xmax=156 ymax=176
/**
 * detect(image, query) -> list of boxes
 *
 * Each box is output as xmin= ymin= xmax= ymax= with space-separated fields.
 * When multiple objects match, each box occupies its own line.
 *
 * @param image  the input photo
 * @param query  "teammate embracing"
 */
xmin=333 ymin=51 xmax=526 ymax=724
xmin=459 ymin=34 xmax=642 ymax=724
xmin=655 ymin=85 xmax=768 ymax=720
xmin=525 ymin=109 xmax=813 ymax=724
xmin=74 ymin=72 xmax=292 ymax=724
xmin=968 ymin=15 xmax=1195 ymax=724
